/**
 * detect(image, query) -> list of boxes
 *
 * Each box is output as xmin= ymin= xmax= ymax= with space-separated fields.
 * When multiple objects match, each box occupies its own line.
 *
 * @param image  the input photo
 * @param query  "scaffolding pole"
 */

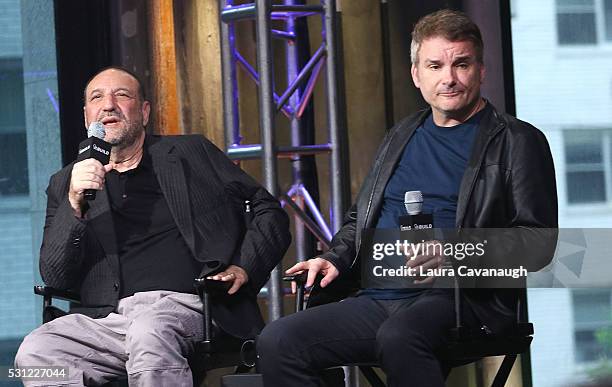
xmin=219 ymin=0 xmax=350 ymax=348
xmin=254 ymin=0 xmax=283 ymax=321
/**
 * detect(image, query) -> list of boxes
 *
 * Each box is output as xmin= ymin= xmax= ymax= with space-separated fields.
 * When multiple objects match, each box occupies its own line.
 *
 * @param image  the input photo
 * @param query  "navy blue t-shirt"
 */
xmin=375 ymin=107 xmax=487 ymax=229
xmin=360 ymin=106 xmax=487 ymax=299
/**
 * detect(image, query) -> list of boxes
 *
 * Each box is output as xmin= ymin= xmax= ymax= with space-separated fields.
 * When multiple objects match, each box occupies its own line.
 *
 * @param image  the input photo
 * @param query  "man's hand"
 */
xmin=406 ymin=240 xmax=445 ymax=284
xmin=286 ymin=257 xmax=339 ymax=292
xmin=206 ymin=264 xmax=249 ymax=295
xmin=69 ymin=159 xmax=114 ymax=217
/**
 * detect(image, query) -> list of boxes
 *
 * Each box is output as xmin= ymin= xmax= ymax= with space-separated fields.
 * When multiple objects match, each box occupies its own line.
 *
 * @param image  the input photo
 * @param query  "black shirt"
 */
xmin=105 ymin=147 xmax=202 ymax=298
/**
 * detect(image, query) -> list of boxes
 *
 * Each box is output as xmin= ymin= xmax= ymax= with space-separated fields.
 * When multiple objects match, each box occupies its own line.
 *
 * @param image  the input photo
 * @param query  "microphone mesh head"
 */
xmin=404 ymin=190 xmax=423 ymax=215
xmin=87 ymin=121 xmax=106 ymax=139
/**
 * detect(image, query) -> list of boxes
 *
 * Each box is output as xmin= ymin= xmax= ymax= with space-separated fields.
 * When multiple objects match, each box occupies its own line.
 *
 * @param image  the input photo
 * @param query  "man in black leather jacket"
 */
xmin=258 ymin=9 xmax=557 ymax=387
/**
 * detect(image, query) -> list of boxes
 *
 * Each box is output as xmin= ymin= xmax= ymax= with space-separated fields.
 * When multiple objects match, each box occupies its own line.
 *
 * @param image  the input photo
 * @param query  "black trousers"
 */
xmin=257 ymin=290 xmax=484 ymax=387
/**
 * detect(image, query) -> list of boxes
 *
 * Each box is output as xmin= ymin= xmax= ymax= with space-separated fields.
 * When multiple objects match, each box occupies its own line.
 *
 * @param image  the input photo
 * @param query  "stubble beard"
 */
xmin=95 ymin=107 xmax=145 ymax=150
xmin=106 ymin=120 xmax=144 ymax=150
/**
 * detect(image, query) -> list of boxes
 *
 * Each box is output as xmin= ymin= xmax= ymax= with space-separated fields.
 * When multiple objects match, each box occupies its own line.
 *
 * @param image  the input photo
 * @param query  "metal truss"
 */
xmin=218 ymin=0 xmax=348 ymax=323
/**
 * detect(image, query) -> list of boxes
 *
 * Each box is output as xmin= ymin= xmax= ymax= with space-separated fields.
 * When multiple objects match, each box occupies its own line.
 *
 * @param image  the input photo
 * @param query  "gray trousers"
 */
xmin=15 ymin=291 xmax=204 ymax=387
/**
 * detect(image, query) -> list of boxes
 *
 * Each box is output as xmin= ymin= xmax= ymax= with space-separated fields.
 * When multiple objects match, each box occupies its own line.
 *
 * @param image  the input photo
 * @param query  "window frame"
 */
xmin=572 ymin=288 xmax=612 ymax=365
xmin=563 ymin=128 xmax=612 ymax=208
xmin=556 ymin=0 xmax=612 ymax=46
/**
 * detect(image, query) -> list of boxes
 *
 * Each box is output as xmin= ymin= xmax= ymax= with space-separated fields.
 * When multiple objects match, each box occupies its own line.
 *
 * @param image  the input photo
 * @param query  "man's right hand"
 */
xmin=69 ymin=159 xmax=114 ymax=217
xmin=285 ymin=257 xmax=339 ymax=291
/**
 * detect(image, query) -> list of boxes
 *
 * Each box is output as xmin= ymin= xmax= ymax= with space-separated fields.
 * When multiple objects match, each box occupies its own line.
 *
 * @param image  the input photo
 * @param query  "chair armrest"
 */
xmin=282 ymin=273 xmax=308 ymax=312
xmin=194 ymin=277 xmax=233 ymax=346
xmin=193 ymin=277 xmax=232 ymax=294
xmin=34 ymin=286 xmax=81 ymax=324
xmin=192 ymin=277 xmax=258 ymax=371
xmin=34 ymin=286 xmax=81 ymax=303
xmin=282 ymin=273 xmax=307 ymax=285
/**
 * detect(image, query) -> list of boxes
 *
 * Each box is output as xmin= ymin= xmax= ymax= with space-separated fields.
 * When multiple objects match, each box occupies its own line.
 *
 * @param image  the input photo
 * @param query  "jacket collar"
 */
xmin=360 ymin=109 xmax=429 ymax=230
xmin=455 ymin=102 xmax=506 ymax=227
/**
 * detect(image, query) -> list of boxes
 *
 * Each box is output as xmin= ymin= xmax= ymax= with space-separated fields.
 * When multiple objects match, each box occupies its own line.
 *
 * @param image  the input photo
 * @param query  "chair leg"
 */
xmin=359 ymin=366 xmax=386 ymax=387
xmin=491 ymin=355 xmax=517 ymax=387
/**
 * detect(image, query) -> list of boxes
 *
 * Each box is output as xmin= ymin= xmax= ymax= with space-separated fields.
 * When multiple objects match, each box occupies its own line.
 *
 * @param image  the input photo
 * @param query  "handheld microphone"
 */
xmin=399 ymin=191 xmax=433 ymax=231
xmin=77 ymin=122 xmax=112 ymax=201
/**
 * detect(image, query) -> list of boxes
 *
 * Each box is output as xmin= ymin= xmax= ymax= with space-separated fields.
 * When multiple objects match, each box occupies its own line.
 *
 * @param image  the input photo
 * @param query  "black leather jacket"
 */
xmin=320 ymin=102 xmax=558 ymax=332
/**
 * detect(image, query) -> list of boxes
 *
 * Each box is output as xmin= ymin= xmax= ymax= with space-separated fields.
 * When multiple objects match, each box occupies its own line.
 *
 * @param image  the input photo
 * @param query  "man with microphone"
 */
xmin=15 ymin=67 xmax=291 ymax=386
xmin=257 ymin=9 xmax=557 ymax=387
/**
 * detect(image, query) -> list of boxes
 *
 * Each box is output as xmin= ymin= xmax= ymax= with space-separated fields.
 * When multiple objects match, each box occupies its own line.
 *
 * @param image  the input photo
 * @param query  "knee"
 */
xmin=257 ymin=318 xmax=303 ymax=374
xmin=14 ymin=337 xmax=33 ymax=368
xmin=15 ymin=329 xmax=51 ymax=367
xmin=126 ymin=313 xmax=196 ymax=363
xmin=127 ymin=317 xmax=174 ymax=352
xmin=257 ymin=317 xmax=302 ymax=361
xmin=125 ymin=317 xmax=193 ymax=375
xmin=376 ymin=324 xmax=424 ymax=356
xmin=257 ymin=319 xmax=286 ymax=357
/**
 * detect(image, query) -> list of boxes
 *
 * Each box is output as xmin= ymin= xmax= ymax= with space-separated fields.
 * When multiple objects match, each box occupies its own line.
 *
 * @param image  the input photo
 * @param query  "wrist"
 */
xmin=236 ymin=266 xmax=249 ymax=281
xmin=68 ymin=195 xmax=86 ymax=219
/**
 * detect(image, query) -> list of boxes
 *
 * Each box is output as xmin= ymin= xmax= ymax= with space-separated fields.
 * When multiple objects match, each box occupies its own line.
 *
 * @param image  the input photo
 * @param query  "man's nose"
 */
xmin=441 ymin=66 xmax=457 ymax=87
xmin=101 ymin=94 xmax=117 ymax=111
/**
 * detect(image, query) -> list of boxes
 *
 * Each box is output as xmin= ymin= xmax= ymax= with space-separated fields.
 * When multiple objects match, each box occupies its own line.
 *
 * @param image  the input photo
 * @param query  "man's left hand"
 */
xmin=207 ymin=265 xmax=249 ymax=295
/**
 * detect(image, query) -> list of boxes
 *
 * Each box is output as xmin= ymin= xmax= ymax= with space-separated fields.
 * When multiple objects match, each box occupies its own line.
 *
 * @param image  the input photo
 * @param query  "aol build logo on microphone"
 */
xmin=93 ymin=143 xmax=110 ymax=156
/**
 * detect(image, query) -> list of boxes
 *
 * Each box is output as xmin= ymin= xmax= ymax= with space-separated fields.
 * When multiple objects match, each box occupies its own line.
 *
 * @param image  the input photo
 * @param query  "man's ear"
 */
xmin=479 ymin=63 xmax=486 ymax=83
xmin=141 ymin=101 xmax=151 ymax=127
xmin=411 ymin=64 xmax=420 ymax=88
xmin=83 ymin=106 xmax=88 ymax=129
